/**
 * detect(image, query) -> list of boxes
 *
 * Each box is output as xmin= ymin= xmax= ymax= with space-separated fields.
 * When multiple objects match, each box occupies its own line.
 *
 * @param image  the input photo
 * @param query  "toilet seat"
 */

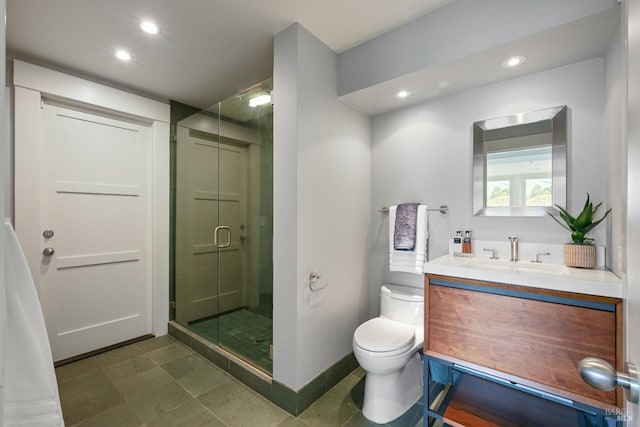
xmin=354 ymin=318 xmax=416 ymax=357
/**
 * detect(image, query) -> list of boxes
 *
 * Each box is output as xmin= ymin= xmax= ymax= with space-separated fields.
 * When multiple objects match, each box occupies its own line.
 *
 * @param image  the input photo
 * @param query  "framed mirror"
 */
xmin=472 ymin=105 xmax=567 ymax=216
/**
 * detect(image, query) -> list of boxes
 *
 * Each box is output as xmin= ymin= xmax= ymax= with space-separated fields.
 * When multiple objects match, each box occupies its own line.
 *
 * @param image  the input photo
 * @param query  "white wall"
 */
xmin=273 ymin=23 xmax=371 ymax=391
xmin=369 ymin=58 xmax=607 ymax=312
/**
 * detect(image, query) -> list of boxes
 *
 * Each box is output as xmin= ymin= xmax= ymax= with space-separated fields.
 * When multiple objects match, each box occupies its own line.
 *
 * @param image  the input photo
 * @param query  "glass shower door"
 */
xmin=215 ymin=86 xmax=273 ymax=371
xmin=173 ymin=77 xmax=273 ymax=373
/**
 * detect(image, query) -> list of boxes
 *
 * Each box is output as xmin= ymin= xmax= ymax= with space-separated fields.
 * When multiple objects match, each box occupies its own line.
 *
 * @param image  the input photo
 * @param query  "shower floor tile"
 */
xmin=189 ymin=308 xmax=273 ymax=372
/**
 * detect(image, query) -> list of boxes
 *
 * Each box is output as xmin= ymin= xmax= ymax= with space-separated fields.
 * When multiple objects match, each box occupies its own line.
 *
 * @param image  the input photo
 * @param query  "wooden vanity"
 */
xmin=423 ymin=272 xmax=623 ymax=426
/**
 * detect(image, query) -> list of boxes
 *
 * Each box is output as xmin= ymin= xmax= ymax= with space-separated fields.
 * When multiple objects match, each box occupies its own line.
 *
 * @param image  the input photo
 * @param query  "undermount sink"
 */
xmin=423 ymin=254 xmax=623 ymax=299
xmin=459 ymin=257 xmax=569 ymax=276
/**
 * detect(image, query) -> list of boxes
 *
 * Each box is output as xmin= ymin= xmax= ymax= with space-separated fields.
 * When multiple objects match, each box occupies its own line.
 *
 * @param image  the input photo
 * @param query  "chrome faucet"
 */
xmin=532 ymin=252 xmax=551 ymax=263
xmin=508 ymin=236 xmax=519 ymax=261
xmin=483 ymin=248 xmax=499 ymax=259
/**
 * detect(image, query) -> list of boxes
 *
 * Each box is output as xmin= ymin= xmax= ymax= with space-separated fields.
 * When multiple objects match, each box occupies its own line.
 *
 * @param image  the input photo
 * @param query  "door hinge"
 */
xmin=169 ymin=301 xmax=176 ymax=309
xmin=170 ymin=134 xmax=177 ymax=143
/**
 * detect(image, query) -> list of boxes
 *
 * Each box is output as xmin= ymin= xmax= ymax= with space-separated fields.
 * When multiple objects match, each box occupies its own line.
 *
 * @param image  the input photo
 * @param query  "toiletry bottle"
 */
xmin=452 ymin=231 xmax=462 ymax=254
xmin=462 ymin=230 xmax=472 ymax=254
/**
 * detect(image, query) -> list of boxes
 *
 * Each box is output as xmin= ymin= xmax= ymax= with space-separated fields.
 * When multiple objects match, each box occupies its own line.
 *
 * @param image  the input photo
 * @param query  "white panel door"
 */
xmin=40 ymin=102 xmax=152 ymax=362
xmin=175 ymin=126 xmax=247 ymax=324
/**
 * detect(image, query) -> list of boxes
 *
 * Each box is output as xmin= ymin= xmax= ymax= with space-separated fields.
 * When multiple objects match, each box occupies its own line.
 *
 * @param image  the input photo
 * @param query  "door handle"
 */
xmin=43 ymin=247 xmax=55 ymax=256
xmin=579 ymin=357 xmax=639 ymax=403
xmin=214 ymin=226 xmax=231 ymax=248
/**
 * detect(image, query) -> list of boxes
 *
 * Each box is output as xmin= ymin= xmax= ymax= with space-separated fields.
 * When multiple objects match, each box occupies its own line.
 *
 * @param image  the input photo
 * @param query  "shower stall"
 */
xmin=171 ymin=78 xmax=273 ymax=373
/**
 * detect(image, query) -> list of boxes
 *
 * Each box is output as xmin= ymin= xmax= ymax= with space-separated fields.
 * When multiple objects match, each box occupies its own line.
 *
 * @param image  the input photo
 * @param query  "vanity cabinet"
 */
xmin=423 ymin=273 xmax=623 ymax=426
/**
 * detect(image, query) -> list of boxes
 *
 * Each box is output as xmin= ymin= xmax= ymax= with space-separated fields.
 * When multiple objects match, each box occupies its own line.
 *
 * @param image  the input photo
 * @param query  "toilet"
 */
xmin=353 ymin=284 xmax=424 ymax=424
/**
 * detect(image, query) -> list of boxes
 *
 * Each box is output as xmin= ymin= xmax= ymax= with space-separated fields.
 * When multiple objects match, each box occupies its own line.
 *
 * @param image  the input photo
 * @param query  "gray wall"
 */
xmin=368 ymin=58 xmax=607 ymax=314
xmin=0 ymin=0 xmax=5 ymax=391
xmin=624 ymin=0 xmax=640 ymax=420
xmin=604 ymin=13 xmax=626 ymax=275
xmin=273 ymin=23 xmax=371 ymax=391
xmin=338 ymin=0 xmax=617 ymax=96
xmin=2 ymin=13 xmax=7 ymax=220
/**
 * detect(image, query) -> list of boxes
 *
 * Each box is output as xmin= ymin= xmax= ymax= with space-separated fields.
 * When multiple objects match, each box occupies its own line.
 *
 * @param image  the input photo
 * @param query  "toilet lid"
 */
xmin=354 ymin=318 xmax=415 ymax=353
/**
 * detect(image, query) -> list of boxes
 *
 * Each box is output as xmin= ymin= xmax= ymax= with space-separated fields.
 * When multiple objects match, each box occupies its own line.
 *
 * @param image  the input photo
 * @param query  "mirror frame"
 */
xmin=472 ymin=105 xmax=568 ymax=216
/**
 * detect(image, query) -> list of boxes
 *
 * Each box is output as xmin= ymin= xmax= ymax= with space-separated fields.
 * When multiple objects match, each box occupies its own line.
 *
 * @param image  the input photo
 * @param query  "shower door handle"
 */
xmin=214 ymin=226 xmax=231 ymax=248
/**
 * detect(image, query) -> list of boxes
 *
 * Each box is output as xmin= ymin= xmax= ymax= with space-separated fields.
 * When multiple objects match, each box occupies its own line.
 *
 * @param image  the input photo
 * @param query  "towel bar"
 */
xmin=379 ymin=205 xmax=448 ymax=214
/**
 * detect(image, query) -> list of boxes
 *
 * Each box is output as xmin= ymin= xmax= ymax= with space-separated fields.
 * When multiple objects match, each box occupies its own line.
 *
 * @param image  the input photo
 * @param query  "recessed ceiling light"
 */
xmin=395 ymin=90 xmax=410 ymax=99
xmin=502 ymin=56 xmax=526 ymax=68
xmin=249 ymin=94 xmax=271 ymax=107
xmin=140 ymin=20 xmax=158 ymax=35
xmin=115 ymin=49 xmax=131 ymax=61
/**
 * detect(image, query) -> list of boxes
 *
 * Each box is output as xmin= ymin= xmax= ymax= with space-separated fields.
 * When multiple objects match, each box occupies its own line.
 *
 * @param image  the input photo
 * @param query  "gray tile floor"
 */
xmin=190 ymin=309 xmax=273 ymax=372
xmin=55 ymin=336 xmax=425 ymax=427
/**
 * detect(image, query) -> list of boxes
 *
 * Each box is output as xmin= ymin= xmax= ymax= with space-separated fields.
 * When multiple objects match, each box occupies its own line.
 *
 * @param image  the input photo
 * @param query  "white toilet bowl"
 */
xmin=352 ymin=285 xmax=424 ymax=424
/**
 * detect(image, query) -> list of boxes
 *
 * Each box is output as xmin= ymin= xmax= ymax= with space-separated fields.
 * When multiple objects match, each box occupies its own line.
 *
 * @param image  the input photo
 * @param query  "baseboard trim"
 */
xmin=54 ymin=334 xmax=154 ymax=367
xmin=168 ymin=321 xmax=358 ymax=415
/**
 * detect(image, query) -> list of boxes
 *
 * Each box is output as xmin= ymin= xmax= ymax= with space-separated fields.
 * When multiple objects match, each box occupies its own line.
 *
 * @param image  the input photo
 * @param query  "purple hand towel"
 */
xmin=393 ymin=203 xmax=418 ymax=251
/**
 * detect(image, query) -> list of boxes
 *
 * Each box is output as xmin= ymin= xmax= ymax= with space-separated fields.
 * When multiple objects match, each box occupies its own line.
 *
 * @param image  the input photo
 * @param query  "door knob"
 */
xmin=42 ymin=247 xmax=55 ymax=256
xmin=579 ymin=357 xmax=639 ymax=403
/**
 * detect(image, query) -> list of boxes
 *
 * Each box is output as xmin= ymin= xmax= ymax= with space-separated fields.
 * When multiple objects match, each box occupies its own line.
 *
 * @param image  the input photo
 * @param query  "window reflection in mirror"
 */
xmin=473 ymin=106 xmax=567 ymax=216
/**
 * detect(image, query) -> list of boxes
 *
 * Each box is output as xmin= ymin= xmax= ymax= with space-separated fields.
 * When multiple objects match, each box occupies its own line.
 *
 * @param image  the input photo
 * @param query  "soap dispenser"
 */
xmin=462 ymin=230 xmax=473 ymax=255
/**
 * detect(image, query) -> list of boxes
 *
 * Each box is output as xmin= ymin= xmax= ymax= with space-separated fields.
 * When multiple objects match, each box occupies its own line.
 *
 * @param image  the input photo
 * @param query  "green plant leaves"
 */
xmin=573 ymin=193 xmax=597 ymax=231
xmin=571 ymin=231 xmax=585 ymax=245
xmin=547 ymin=193 xmax=612 ymax=245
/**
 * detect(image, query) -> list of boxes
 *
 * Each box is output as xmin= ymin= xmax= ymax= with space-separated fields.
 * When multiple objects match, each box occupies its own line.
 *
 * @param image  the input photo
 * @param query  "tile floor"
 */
xmin=55 ymin=336 xmax=426 ymax=427
xmin=189 ymin=309 xmax=273 ymax=372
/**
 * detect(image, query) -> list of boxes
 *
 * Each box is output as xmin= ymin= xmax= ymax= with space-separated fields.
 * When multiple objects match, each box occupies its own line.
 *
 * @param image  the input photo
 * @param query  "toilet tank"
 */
xmin=379 ymin=284 xmax=424 ymax=326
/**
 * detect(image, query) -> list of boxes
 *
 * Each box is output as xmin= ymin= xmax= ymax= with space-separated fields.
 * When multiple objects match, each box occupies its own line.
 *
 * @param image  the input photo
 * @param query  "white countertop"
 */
xmin=424 ymin=254 xmax=624 ymax=299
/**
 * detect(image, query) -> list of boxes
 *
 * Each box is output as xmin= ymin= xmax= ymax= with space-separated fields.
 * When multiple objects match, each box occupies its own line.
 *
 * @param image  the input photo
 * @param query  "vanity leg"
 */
xmin=422 ymin=353 xmax=429 ymax=427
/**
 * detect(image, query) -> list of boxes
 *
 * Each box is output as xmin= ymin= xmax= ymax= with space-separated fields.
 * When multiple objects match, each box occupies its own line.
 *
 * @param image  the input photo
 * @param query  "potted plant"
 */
xmin=548 ymin=194 xmax=612 ymax=268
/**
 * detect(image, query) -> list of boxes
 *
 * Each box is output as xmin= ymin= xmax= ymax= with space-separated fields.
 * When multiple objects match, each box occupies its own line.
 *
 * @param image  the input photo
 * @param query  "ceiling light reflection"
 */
xmin=502 ymin=56 xmax=526 ymax=68
xmin=140 ymin=20 xmax=159 ymax=34
xmin=249 ymin=94 xmax=271 ymax=107
xmin=115 ymin=49 xmax=131 ymax=61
